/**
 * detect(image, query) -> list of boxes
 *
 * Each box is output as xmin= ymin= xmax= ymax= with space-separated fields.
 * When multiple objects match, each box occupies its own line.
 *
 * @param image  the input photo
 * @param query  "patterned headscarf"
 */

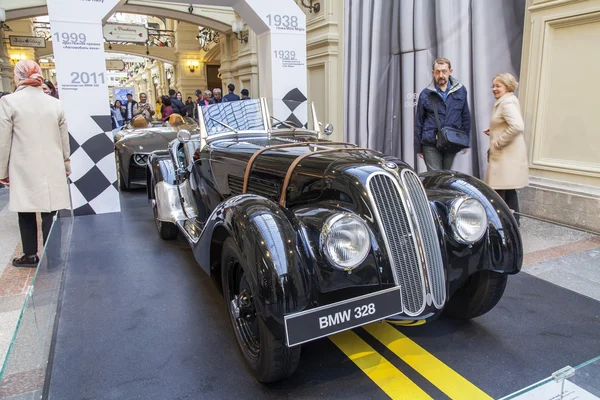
xmin=13 ymin=60 xmax=44 ymax=88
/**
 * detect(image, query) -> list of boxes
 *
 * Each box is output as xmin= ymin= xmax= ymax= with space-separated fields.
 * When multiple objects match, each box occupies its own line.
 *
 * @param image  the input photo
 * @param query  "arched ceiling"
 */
xmin=4 ymin=0 xmax=236 ymax=33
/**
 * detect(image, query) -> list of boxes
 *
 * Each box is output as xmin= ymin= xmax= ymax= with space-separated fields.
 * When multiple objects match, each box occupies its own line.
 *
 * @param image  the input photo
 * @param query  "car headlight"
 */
xmin=133 ymin=153 xmax=148 ymax=166
xmin=450 ymin=197 xmax=488 ymax=243
xmin=320 ymin=213 xmax=371 ymax=270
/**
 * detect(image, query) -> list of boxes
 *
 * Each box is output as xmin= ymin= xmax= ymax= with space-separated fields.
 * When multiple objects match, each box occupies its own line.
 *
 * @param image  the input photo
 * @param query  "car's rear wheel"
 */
xmin=443 ymin=270 xmax=508 ymax=320
xmin=153 ymin=200 xmax=178 ymax=240
xmin=221 ymin=237 xmax=300 ymax=383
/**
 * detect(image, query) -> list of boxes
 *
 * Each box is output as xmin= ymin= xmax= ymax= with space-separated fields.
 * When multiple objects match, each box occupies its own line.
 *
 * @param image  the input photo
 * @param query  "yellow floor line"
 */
xmin=329 ymin=330 xmax=432 ymax=400
xmin=363 ymin=322 xmax=493 ymax=400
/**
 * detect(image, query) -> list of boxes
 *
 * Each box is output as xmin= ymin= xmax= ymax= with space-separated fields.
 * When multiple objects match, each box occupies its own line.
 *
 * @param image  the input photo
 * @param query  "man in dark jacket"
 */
xmin=414 ymin=58 xmax=471 ymax=171
xmin=223 ymin=83 xmax=240 ymax=102
xmin=169 ymin=89 xmax=186 ymax=116
xmin=124 ymin=93 xmax=137 ymax=123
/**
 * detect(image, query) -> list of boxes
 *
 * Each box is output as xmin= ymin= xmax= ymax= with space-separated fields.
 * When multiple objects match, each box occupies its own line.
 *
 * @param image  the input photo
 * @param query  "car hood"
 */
xmin=116 ymin=129 xmax=178 ymax=152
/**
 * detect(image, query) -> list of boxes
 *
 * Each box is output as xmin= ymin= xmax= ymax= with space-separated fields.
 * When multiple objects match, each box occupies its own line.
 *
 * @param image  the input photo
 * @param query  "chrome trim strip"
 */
xmin=400 ymin=169 xmax=446 ymax=309
xmin=365 ymin=171 xmax=427 ymax=316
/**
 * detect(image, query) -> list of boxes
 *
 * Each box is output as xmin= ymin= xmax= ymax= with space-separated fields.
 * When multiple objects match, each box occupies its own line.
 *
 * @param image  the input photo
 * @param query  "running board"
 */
xmin=177 ymin=220 xmax=201 ymax=244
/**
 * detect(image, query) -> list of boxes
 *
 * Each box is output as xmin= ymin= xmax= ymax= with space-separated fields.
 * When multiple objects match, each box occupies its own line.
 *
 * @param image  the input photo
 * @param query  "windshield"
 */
xmin=200 ymin=99 xmax=266 ymax=135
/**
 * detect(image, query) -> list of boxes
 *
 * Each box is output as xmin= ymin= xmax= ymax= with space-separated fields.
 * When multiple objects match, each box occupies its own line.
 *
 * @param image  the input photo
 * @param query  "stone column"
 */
xmin=156 ymin=61 xmax=167 ymax=96
xmin=174 ymin=21 xmax=206 ymax=99
xmin=0 ymin=29 xmax=13 ymax=92
xmin=218 ymin=34 xmax=234 ymax=91
xmin=143 ymin=64 xmax=153 ymax=104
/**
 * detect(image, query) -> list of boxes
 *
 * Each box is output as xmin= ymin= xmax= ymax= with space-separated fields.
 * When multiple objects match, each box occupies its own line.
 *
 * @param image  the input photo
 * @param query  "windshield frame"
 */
xmin=199 ymin=97 xmax=320 ymax=143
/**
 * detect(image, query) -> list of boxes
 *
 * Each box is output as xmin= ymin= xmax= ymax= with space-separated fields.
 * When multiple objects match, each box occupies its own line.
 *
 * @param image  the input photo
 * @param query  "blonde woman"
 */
xmin=484 ymin=73 xmax=528 ymax=225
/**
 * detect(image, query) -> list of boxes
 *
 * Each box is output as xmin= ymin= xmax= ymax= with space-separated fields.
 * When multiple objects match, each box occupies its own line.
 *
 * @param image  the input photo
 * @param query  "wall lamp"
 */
xmin=231 ymin=19 xmax=248 ymax=44
xmin=10 ymin=53 xmax=26 ymax=65
xmin=186 ymin=60 xmax=199 ymax=73
xmin=299 ymin=0 xmax=320 ymax=13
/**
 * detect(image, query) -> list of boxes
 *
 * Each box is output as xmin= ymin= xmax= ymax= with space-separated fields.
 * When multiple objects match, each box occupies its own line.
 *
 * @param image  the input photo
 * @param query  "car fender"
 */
xmin=420 ymin=171 xmax=523 ymax=294
xmin=194 ymin=194 xmax=313 ymax=339
xmin=147 ymin=151 xmax=185 ymax=225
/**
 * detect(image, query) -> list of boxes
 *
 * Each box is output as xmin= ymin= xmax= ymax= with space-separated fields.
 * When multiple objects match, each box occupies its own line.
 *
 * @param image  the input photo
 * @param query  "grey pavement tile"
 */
xmin=1 ymin=391 xmax=42 ymax=400
xmin=0 ymin=310 xmax=20 ymax=368
xmin=0 ymin=296 xmax=26 ymax=314
xmin=0 ymin=213 xmax=20 ymax=277
xmin=519 ymin=216 xmax=594 ymax=254
xmin=522 ymin=247 xmax=600 ymax=302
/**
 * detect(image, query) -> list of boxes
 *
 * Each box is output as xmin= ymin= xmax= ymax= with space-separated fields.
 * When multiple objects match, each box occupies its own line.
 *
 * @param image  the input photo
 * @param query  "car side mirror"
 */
xmin=324 ymin=124 xmax=334 ymax=136
xmin=178 ymin=129 xmax=191 ymax=142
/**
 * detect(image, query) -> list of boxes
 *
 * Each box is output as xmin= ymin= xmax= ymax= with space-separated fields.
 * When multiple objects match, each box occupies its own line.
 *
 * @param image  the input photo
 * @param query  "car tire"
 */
xmin=116 ymin=155 xmax=129 ymax=192
xmin=221 ymin=237 xmax=300 ymax=383
xmin=153 ymin=200 xmax=178 ymax=240
xmin=443 ymin=270 xmax=508 ymax=320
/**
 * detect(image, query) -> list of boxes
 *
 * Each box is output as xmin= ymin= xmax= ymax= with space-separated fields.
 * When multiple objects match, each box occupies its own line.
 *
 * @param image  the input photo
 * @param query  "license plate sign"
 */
xmin=284 ymin=287 xmax=403 ymax=346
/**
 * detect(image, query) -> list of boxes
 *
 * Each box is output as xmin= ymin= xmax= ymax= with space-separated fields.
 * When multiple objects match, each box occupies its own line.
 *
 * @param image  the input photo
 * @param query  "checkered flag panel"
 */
xmin=282 ymin=88 xmax=308 ymax=128
xmin=68 ymin=114 xmax=120 ymax=216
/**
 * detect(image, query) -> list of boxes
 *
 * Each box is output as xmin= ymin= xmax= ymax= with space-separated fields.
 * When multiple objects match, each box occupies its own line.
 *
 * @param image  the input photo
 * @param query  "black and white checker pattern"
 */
xmin=282 ymin=88 xmax=308 ymax=128
xmin=68 ymin=115 xmax=120 ymax=216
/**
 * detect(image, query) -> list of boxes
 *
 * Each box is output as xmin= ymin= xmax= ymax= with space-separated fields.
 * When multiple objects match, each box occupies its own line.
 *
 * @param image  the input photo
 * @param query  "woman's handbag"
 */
xmin=428 ymin=93 xmax=470 ymax=153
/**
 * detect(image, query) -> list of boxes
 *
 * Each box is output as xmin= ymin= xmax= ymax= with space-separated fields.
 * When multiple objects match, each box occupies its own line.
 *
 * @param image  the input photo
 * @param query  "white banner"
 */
xmin=103 ymin=23 xmax=148 ymax=43
xmin=243 ymin=0 xmax=308 ymax=127
xmin=48 ymin=0 xmax=121 ymax=216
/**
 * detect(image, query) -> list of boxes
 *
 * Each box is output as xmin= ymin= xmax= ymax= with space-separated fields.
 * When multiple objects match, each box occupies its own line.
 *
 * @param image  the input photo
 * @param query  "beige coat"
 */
xmin=0 ymin=86 xmax=71 ymax=212
xmin=485 ymin=93 xmax=529 ymax=190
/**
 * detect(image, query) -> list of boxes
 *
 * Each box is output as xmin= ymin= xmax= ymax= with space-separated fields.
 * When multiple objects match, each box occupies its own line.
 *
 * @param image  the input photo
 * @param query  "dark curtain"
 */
xmin=344 ymin=0 xmax=526 ymax=177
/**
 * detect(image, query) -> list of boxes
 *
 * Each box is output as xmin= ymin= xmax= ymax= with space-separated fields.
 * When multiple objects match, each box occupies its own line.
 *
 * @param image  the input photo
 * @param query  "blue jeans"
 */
xmin=421 ymin=145 xmax=456 ymax=171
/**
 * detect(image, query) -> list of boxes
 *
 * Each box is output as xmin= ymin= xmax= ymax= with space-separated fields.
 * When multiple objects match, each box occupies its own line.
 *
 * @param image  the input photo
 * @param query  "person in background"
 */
xmin=169 ymin=89 xmax=185 ymax=116
xmin=42 ymin=80 xmax=59 ymax=98
xmin=112 ymin=100 xmax=125 ymax=127
xmin=414 ymin=57 xmax=471 ymax=171
xmin=0 ymin=93 xmax=7 ymax=188
xmin=161 ymin=95 xmax=174 ymax=121
xmin=155 ymin=98 xmax=162 ymax=120
xmin=240 ymin=88 xmax=250 ymax=100
xmin=484 ymin=72 xmax=528 ymax=225
xmin=124 ymin=93 xmax=137 ymax=123
xmin=133 ymin=92 xmax=155 ymax=121
xmin=0 ymin=60 xmax=71 ymax=267
xmin=185 ymin=96 xmax=195 ymax=117
xmin=199 ymin=90 xmax=212 ymax=107
xmin=212 ymin=88 xmax=223 ymax=104
xmin=223 ymin=83 xmax=240 ymax=102
xmin=176 ymin=91 xmax=183 ymax=102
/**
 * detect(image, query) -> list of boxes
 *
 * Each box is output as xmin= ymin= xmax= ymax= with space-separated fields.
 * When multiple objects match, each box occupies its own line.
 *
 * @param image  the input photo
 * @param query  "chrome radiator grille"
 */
xmin=401 ymin=170 xmax=446 ymax=308
xmin=367 ymin=174 xmax=425 ymax=315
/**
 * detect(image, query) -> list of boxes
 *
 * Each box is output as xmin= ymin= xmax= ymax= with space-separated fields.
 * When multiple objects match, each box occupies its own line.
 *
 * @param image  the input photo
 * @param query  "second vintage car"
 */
xmin=113 ymin=114 xmax=197 ymax=190
xmin=146 ymin=99 xmax=523 ymax=383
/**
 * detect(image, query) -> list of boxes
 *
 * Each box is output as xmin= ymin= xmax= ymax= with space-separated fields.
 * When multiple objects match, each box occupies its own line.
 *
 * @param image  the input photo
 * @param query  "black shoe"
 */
xmin=12 ymin=254 xmax=40 ymax=268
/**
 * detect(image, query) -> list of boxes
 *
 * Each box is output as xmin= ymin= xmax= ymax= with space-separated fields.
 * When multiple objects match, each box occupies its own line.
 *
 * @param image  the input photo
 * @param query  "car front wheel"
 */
xmin=221 ymin=237 xmax=300 ymax=383
xmin=443 ymin=270 xmax=508 ymax=320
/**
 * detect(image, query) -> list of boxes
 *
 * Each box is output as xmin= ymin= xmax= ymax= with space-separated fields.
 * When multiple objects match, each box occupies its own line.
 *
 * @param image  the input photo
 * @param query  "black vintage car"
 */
xmin=147 ymin=99 xmax=522 ymax=383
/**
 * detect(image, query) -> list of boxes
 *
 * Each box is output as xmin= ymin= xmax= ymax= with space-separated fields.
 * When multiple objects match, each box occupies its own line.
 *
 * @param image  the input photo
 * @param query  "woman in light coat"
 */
xmin=484 ymin=73 xmax=528 ymax=224
xmin=0 ymin=60 xmax=71 ymax=267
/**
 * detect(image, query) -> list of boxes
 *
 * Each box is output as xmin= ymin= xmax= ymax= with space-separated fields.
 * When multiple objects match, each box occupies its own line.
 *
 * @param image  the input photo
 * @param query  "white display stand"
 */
xmin=48 ymin=0 xmax=122 ymax=215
